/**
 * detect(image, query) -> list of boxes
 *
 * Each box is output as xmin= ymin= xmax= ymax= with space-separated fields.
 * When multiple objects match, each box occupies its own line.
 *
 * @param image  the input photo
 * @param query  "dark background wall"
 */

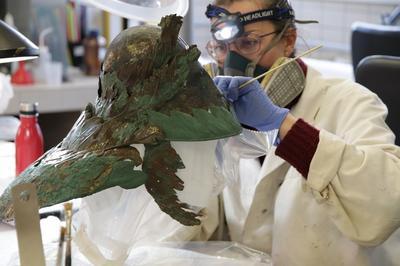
xmin=0 ymin=2 xmax=7 ymax=20
xmin=6 ymin=0 xmax=32 ymax=38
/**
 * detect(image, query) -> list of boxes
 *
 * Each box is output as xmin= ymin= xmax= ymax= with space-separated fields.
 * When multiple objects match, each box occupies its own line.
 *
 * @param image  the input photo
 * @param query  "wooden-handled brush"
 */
xmin=64 ymin=202 xmax=73 ymax=266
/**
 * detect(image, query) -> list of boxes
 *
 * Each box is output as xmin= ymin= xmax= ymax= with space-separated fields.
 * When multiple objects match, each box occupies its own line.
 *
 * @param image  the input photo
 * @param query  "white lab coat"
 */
xmin=220 ymin=66 xmax=400 ymax=265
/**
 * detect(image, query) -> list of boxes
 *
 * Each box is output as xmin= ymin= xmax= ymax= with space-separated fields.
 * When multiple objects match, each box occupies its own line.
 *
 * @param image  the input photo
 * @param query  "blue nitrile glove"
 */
xmin=214 ymin=76 xmax=289 ymax=132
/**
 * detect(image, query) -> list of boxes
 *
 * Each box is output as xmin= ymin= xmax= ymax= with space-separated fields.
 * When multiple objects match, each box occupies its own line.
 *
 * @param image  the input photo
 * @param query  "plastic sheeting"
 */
xmin=7 ymin=241 xmax=272 ymax=266
xmin=124 ymin=241 xmax=272 ymax=266
xmin=215 ymin=128 xmax=278 ymax=185
xmin=74 ymin=129 xmax=277 ymax=264
xmin=74 ymin=141 xmax=223 ymax=263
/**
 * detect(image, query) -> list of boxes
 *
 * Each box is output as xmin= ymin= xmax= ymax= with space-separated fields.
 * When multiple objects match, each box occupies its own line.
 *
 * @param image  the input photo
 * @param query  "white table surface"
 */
xmin=0 ymin=222 xmax=18 ymax=265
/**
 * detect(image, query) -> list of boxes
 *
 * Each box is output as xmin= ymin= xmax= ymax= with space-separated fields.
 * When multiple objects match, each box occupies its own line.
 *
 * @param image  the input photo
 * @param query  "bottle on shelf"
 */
xmin=83 ymin=30 xmax=101 ymax=76
xmin=11 ymin=61 xmax=34 ymax=85
xmin=15 ymin=102 xmax=44 ymax=176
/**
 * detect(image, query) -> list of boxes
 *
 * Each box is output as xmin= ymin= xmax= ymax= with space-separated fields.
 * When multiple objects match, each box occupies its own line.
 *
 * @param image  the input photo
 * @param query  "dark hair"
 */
xmin=212 ymin=0 xmax=296 ymax=32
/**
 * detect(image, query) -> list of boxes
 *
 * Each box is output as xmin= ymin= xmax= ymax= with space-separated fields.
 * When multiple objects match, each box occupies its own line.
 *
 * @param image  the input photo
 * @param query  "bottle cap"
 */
xmin=88 ymin=30 xmax=99 ymax=38
xmin=19 ymin=102 xmax=38 ymax=115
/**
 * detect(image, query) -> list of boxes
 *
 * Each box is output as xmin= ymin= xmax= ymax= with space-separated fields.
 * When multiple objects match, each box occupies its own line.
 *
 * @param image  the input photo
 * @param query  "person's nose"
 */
xmin=227 ymin=42 xmax=239 ymax=53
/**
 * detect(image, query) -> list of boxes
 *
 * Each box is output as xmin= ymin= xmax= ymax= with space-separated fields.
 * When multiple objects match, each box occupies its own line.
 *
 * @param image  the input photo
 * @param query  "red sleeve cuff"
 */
xmin=275 ymin=119 xmax=320 ymax=178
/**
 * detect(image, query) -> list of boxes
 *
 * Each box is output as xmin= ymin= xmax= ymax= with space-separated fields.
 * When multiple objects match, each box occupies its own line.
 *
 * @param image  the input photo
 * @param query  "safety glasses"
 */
xmin=206 ymin=31 xmax=278 ymax=61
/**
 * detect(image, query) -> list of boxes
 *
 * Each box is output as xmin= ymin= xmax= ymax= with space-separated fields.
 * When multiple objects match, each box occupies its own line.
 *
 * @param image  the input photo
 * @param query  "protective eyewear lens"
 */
xmin=206 ymin=40 xmax=227 ymax=61
xmin=206 ymin=31 xmax=278 ymax=61
xmin=234 ymin=35 xmax=261 ymax=54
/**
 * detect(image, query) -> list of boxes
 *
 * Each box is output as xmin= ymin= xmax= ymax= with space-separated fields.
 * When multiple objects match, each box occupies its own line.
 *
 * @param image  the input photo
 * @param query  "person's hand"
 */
xmin=213 ymin=76 xmax=289 ymax=132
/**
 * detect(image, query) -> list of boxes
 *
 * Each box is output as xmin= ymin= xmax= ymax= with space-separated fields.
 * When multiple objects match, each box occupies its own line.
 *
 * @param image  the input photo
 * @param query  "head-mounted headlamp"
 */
xmin=205 ymin=4 xmax=295 ymax=42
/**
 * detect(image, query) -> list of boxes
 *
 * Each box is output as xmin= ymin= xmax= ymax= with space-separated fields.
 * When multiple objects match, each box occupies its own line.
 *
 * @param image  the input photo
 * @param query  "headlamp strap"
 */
xmin=240 ymin=7 xmax=294 ymax=25
xmin=205 ymin=4 xmax=231 ymax=18
xmin=206 ymin=4 xmax=294 ymax=23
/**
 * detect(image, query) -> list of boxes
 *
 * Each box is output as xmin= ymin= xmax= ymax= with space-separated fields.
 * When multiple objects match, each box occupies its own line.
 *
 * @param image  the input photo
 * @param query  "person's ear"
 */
xmin=283 ymin=28 xmax=297 ymax=57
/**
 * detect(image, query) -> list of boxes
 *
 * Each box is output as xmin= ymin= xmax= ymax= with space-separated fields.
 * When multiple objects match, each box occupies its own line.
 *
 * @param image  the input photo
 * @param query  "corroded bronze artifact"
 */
xmin=0 ymin=15 xmax=241 ymax=225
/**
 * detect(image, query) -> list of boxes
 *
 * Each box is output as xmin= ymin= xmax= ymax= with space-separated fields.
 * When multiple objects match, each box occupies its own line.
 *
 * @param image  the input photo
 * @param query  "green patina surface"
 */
xmin=143 ymin=141 xmax=200 ymax=225
xmin=0 ymin=146 xmax=146 ymax=220
xmin=0 ymin=15 xmax=241 ymax=225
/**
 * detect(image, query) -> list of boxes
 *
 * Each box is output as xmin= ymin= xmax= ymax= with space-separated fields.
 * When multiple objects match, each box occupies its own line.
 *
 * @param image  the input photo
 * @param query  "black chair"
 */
xmin=355 ymin=55 xmax=400 ymax=145
xmin=351 ymin=22 xmax=400 ymax=74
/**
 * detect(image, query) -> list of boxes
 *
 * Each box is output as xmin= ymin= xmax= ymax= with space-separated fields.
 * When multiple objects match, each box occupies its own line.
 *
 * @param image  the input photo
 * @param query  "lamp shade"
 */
xmin=85 ymin=0 xmax=189 ymax=23
xmin=0 ymin=20 xmax=39 ymax=64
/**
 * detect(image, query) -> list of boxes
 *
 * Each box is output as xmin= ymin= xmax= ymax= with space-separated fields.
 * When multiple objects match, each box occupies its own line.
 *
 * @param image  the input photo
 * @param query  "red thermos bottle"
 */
xmin=15 ymin=102 xmax=44 ymax=176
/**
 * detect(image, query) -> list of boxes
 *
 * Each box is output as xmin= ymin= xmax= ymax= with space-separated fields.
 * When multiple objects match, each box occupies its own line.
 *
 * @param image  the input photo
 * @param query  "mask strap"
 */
xmin=245 ymin=21 xmax=290 ymax=77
